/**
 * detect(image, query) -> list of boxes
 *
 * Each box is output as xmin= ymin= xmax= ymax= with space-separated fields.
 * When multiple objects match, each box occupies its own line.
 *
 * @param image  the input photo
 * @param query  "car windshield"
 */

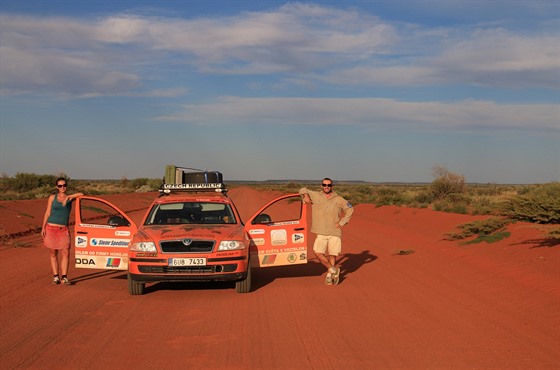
xmin=145 ymin=202 xmax=237 ymax=225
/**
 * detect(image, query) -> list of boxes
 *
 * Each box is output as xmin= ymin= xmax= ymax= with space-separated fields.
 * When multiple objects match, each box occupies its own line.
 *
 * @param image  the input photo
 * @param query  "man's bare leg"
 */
xmin=315 ymin=252 xmax=335 ymax=271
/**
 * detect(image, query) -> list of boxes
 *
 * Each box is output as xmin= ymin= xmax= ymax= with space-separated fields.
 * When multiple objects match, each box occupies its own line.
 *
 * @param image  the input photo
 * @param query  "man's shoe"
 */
xmin=51 ymin=276 xmax=60 ymax=285
xmin=61 ymin=277 xmax=71 ymax=285
xmin=325 ymin=274 xmax=333 ymax=285
xmin=332 ymin=267 xmax=341 ymax=285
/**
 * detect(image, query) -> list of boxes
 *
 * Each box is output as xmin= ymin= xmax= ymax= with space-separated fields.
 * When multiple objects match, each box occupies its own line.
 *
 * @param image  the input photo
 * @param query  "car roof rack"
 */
xmin=159 ymin=165 xmax=228 ymax=196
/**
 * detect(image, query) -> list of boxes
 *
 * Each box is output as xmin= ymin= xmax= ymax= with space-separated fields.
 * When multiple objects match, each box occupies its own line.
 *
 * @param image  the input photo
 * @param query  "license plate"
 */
xmin=168 ymin=258 xmax=207 ymax=266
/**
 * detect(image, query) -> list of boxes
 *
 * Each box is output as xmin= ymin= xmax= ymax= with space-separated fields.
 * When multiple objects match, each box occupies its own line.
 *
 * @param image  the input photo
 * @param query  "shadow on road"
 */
xmin=252 ymin=249 xmax=377 ymax=291
xmin=70 ymin=269 xmax=126 ymax=283
xmin=146 ymin=281 xmax=235 ymax=293
xmin=72 ymin=249 xmax=377 ymax=292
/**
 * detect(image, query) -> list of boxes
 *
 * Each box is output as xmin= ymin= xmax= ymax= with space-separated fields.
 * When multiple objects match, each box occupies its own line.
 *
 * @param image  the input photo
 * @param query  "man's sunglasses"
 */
xmin=321 ymin=183 xmax=333 ymax=187
xmin=57 ymin=184 xmax=67 ymax=188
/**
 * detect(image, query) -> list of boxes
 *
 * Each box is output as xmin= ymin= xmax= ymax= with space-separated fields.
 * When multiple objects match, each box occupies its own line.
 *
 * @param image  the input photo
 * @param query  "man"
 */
xmin=299 ymin=178 xmax=354 ymax=285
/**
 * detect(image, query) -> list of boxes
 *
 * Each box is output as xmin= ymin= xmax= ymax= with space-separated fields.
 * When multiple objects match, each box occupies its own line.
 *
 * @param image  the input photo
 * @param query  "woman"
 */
xmin=41 ymin=177 xmax=84 ymax=285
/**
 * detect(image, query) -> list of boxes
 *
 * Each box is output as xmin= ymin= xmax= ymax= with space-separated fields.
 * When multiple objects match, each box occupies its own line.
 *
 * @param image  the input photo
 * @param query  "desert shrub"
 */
xmin=548 ymin=226 xmax=560 ymax=239
xmin=372 ymin=186 xmax=407 ymax=206
xmin=430 ymin=165 xmax=466 ymax=200
xmin=147 ymin=178 xmax=163 ymax=190
xmin=470 ymin=184 xmax=516 ymax=197
xmin=119 ymin=177 xmax=130 ymax=188
xmin=470 ymin=202 xmax=495 ymax=216
xmin=500 ymin=182 xmax=560 ymax=224
xmin=445 ymin=217 xmax=512 ymax=245
xmin=127 ymin=178 xmax=161 ymax=191
xmin=356 ymin=185 xmax=372 ymax=195
xmin=413 ymin=191 xmax=434 ymax=204
xmin=82 ymin=188 xmax=104 ymax=196
xmin=1 ymin=173 xmax=60 ymax=192
xmin=130 ymin=178 xmax=149 ymax=189
xmin=135 ymin=185 xmax=152 ymax=193
xmin=284 ymin=182 xmax=301 ymax=191
xmin=433 ymin=199 xmax=468 ymax=214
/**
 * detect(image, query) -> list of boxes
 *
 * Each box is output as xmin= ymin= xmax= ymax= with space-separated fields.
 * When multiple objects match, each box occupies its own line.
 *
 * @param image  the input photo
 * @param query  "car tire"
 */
xmin=235 ymin=263 xmax=251 ymax=293
xmin=128 ymin=274 xmax=145 ymax=295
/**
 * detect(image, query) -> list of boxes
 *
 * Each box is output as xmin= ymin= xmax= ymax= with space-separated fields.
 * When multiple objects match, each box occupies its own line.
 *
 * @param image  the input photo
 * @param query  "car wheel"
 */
xmin=128 ymin=274 xmax=145 ymax=295
xmin=235 ymin=262 xmax=251 ymax=293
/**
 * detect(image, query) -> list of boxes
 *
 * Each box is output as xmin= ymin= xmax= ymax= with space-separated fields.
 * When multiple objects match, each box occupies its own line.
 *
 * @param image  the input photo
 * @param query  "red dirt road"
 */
xmin=1 ymin=188 xmax=558 ymax=369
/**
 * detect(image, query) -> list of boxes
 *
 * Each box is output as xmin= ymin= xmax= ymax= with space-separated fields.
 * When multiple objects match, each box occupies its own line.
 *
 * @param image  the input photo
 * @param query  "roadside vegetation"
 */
xmin=1 ymin=168 xmax=558 ymax=243
xmin=0 ymin=173 xmax=161 ymax=200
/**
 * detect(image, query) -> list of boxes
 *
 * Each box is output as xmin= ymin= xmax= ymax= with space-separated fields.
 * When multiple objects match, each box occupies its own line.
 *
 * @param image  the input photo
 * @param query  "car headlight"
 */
xmin=218 ymin=240 xmax=245 ymax=251
xmin=130 ymin=241 xmax=157 ymax=252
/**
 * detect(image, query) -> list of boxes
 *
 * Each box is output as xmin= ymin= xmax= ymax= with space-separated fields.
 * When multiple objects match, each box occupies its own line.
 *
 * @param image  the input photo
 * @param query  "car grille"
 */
xmin=160 ymin=240 xmax=215 ymax=253
xmin=138 ymin=264 xmax=238 ymax=274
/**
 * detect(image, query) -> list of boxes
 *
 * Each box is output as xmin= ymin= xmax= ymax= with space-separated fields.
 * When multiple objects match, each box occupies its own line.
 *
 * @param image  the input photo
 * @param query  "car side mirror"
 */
xmin=108 ymin=216 xmax=130 ymax=227
xmin=252 ymin=213 xmax=272 ymax=225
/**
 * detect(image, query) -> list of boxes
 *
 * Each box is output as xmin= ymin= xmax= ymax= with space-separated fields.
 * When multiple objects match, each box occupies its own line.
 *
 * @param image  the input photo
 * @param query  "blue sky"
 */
xmin=0 ymin=0 xmax=558 ymax=183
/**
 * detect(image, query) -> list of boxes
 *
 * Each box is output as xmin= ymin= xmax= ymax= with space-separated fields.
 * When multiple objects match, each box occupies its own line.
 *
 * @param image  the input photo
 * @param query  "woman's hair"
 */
xmin=55 ymin=177 xmax=68 ymax=185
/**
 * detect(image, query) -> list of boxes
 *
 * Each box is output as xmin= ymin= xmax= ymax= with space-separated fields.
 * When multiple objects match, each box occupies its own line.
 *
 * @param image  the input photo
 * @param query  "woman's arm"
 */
xmin=67 ymin=192 xmax=84 ymax=201
xmin=41 ymin=195 xmax=54 ymax=237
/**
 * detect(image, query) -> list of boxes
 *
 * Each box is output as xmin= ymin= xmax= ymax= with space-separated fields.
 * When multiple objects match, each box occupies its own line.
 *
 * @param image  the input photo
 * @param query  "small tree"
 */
xmin=430 ymin=165 xmax=466 ymax=200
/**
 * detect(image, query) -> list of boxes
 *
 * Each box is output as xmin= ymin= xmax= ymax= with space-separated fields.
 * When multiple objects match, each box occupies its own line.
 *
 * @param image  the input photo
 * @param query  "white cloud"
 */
xmin=0 ymin=3 xmax=557 ymax=96
xmin=158 ymin=97 xmax=557 ymax=133
xmin=325 ymin=29 xmax=559 ymax=88
xmin=0 ymin=5 xmax=395 ymax=95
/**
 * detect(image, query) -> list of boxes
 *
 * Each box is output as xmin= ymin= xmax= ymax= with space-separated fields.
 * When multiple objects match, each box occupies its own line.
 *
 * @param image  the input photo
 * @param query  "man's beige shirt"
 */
xmin=298 ymin=188 xmax=354 ymax=237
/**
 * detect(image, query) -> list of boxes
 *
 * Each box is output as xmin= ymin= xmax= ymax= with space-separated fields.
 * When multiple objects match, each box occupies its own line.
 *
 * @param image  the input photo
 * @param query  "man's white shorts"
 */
xmin=313 ymin=235 xmax=342 ymax=256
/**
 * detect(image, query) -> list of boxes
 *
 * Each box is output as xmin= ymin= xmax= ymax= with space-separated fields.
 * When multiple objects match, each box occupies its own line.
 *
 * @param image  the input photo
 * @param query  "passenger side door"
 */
xmin=73 ymin=196 xmax=137 ymax=270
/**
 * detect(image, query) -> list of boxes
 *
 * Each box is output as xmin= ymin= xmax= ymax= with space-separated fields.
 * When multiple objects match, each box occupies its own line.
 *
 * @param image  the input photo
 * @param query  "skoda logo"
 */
xmin=182 ymin=239 xmax=193 ymax=246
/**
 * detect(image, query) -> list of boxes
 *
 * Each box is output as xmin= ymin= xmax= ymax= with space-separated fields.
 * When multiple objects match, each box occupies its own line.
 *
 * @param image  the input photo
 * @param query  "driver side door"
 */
xmin=245 ymin=194 xmax=308 ymax=267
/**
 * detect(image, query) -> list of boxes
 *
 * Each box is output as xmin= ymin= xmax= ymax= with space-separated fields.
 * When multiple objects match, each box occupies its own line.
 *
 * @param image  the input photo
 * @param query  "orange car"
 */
xmin=73 ymin=173 xmax=308 ymax=294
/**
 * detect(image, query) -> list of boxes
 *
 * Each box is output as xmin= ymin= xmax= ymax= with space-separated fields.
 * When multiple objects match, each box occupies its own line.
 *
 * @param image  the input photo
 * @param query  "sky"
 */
xmin=0 ymin=0 xmax=558 ymax=184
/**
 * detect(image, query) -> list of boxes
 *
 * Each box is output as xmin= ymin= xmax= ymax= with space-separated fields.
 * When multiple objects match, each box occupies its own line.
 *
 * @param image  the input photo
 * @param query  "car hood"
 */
xmin=135 ymin=224 xmax=246 ymax=242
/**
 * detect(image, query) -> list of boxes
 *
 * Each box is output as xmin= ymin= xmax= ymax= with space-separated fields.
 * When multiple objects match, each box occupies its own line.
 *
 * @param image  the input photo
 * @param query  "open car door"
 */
xmin=73 ymin=196 xmax=137 ymax=271
xmin=245 ymin=194 xmax=308 ymax=267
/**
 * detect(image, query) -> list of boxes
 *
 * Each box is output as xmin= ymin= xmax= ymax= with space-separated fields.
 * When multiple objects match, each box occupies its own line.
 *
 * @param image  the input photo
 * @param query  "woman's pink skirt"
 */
xmin=43 ymin=224 xmax=70 ymax=250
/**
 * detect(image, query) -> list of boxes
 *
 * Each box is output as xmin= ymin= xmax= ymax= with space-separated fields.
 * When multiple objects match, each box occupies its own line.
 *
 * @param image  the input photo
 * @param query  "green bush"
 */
xmin=1 ymin=173 xmax=60 ymax=192
xmin=445 ymin=217 xmax=512 ymax=244
xmin=500 ymin=182 xmax=560 ymax=224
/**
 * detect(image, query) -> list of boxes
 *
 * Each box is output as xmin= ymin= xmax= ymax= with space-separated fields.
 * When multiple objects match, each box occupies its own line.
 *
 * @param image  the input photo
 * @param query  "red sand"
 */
xmin=1 ymin=188 xmax=558 ymax=369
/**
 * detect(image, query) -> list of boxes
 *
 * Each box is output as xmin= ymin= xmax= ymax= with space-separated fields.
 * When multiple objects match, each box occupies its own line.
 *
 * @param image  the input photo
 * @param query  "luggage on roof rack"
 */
xmin=162 ymin=165 xmax=226 ymax=194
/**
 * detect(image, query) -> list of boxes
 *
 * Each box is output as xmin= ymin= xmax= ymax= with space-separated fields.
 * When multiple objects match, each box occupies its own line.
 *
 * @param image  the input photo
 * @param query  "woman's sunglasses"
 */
xmin=57 ymin=184 xmax=67 ymax=188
